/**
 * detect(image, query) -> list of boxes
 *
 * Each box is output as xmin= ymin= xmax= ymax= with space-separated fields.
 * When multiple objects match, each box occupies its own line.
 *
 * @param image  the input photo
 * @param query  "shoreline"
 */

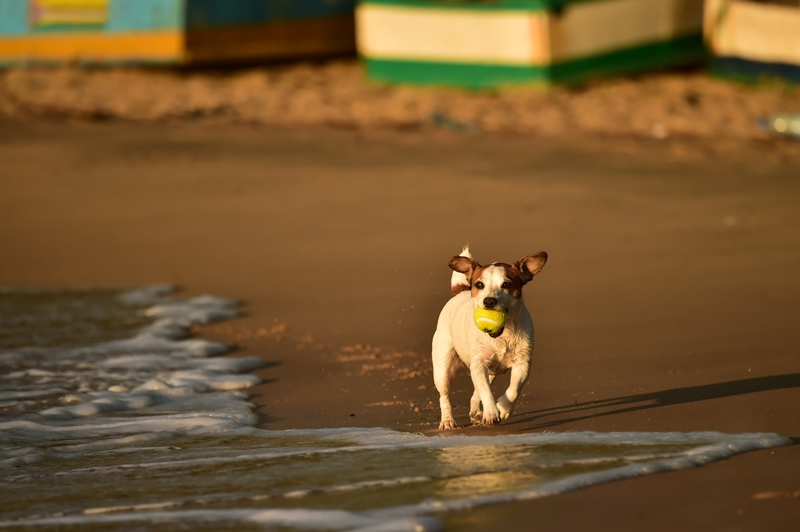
xmin=2 ymin=120 xmax=799 ymax=530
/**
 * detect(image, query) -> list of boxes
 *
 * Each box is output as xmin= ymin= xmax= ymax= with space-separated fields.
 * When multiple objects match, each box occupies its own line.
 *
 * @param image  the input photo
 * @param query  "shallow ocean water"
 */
xmin=0 ymin=287 xmax=791 ymax=531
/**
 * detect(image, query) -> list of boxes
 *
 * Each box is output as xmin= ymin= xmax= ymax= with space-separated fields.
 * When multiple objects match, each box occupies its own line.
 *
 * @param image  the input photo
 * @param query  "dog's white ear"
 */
xmin=515 ymin=252 xmax=547 ymax=284
xmin=449 ymin=255 xmax=477 ymax=276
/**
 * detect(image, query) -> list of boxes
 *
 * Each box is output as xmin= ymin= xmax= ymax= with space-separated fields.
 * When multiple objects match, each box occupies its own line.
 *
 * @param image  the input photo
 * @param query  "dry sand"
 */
xmin=2 ymin=60 xmax=800 ymax=144
xmin=1 ymin=112 xmax=799 ymax=529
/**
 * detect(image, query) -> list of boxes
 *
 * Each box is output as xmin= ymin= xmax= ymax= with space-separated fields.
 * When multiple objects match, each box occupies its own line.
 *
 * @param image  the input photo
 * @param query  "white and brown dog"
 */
xmin=432 ymin=246 xmax=547 ymax=430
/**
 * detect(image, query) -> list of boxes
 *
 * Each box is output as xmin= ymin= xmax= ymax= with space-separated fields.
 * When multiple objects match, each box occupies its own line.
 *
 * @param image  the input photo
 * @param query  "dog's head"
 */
xmin=449 ymin=252 xmax=547 ymax=313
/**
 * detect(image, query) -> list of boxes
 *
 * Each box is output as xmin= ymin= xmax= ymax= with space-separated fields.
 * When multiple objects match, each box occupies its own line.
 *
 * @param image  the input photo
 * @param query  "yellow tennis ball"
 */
xmin=473 ymin=307 xmax=507 ymax=336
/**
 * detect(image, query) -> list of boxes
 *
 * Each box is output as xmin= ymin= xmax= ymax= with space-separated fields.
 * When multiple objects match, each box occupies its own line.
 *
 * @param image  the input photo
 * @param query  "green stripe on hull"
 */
xmin=549 ymin=33 xmax=703 ymax=84
xmin=708 ymin=54 xmax=800 ymax=85
xmin=30 ymin=24 xmax=106 ymax=34
xmin=366 ymin=60 xmax=546 ymax=89
xmin=365 ymin=34 xmax=704 ymax=88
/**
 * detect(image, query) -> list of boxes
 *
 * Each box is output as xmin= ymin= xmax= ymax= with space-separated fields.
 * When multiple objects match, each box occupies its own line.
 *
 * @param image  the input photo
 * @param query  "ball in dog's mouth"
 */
xmin=473 ymin=307 xmax=507 ymax=337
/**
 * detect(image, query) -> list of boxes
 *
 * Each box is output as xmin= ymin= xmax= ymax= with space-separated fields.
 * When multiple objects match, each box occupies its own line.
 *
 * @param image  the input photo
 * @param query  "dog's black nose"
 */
xmin=483 ymin=297 xmax=497 ymax=309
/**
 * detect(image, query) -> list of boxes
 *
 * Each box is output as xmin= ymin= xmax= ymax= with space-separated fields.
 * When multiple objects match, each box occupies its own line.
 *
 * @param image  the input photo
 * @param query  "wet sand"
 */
xmin=1 ymin=120 xmax=799 ymax=530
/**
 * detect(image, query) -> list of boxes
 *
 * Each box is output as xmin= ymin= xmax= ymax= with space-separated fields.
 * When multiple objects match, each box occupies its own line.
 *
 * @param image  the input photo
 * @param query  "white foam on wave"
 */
xmin=1 ymin=429 xmax=790 ymax=531
xmin=114 ymin=284 xmax=174 ymax=306
xmin=371 ymin=431 xmax=792 ymax=518
xmin=0 ymin=286 xmax=264 ymax=473
xmin=0 ymin=508 xmax=445 ymax=532
xmin=282 ymin=476 xmax=432 ymax=499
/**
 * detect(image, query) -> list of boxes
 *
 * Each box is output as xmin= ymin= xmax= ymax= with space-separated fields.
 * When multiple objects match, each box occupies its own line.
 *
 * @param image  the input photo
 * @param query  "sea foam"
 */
xmin=1 ymin=286 xmax=263 ymax=470
xmin=0 ymin=287 xmax=792 ymax=532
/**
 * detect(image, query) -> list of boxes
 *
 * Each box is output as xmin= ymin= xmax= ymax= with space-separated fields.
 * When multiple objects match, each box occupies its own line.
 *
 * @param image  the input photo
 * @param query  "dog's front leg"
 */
xmin=433 ymin=345 xmax=459 ymax=430
xmin=496 ymin=362 xmax=530 ymax=420
xmin=469 ymin=358 xmax=500 ymax=425
xmin=469 ymin=374 xmax=496 ymax=421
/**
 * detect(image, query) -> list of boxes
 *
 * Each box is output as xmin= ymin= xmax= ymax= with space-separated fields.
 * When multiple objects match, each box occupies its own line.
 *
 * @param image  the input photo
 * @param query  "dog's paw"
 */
xmin=439 ymin=419 xmax=459 ymax=431
xmin=470 ymin=410 xmax=483 ymax=422
xmin=480 ymin=407 xmax=501 ymax=426
xmin=497 ymin=396 xmax=514 ymax=420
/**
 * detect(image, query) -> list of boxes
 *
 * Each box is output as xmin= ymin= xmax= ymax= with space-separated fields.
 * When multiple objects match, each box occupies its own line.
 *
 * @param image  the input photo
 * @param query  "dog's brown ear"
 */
xmin=449 ymin=255 xmax=477 ymax=276
xmin=514 ymin=252 xmax=547 ymax=284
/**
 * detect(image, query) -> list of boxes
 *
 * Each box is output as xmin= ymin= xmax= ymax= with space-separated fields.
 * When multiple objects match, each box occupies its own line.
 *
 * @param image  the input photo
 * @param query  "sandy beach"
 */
xmin=2 ymin=113 xmax=799 ymax=529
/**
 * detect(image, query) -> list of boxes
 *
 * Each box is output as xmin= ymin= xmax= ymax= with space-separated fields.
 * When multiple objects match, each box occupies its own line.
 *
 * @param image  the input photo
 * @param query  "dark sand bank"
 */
xmin=1 ymin=120 xmax=799 ymax=529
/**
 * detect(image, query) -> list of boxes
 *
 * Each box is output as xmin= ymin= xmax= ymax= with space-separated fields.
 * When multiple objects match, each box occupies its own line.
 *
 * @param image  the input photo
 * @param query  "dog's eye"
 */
xmin=501 ymin=281 xmax=511 ymax=290
xmin=475 ymin=281 xmax=485 ymax=290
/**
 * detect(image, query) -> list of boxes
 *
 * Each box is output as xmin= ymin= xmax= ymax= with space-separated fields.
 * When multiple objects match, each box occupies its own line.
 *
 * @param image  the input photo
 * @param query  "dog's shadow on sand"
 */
xmin=507 ymin=373 xmax=800 ymax=432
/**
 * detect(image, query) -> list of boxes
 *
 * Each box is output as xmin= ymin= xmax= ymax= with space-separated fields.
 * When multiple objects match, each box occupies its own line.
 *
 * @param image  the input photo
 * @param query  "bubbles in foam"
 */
xmin=0 ymin=285 xmax=263 ymax=448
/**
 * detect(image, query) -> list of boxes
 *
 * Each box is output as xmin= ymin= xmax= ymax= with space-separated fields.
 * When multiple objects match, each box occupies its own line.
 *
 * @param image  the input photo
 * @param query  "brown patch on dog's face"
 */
xmin=450 ymin=255 xmax=481 ymax=296
xmin=469 ymin=263 xmax=527 ymax=310
xmin=471 ymin=263 xmax=524 ymax=297
xmin=468 ymin=265 xmax=488 ymax=298
xmin=462 ymin=252 xmax=547 ymax=310
xmin=502 ymin=264 xmax=526 ymax=299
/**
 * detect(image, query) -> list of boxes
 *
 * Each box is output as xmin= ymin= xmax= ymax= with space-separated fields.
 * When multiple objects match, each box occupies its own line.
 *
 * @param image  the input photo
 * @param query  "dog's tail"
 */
xmin=451 ymin=245 xmax=472 ymax=296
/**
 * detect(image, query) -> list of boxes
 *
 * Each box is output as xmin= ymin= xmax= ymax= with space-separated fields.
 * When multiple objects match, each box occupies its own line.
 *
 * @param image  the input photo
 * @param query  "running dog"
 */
xmin=432 ymin=246 xmax=547 ymax=430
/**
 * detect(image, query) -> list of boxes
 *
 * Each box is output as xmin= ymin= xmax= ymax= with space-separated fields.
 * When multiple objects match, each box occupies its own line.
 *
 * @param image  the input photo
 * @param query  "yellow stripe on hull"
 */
xmin=0 ymin=32 xmax=184 ymax=63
